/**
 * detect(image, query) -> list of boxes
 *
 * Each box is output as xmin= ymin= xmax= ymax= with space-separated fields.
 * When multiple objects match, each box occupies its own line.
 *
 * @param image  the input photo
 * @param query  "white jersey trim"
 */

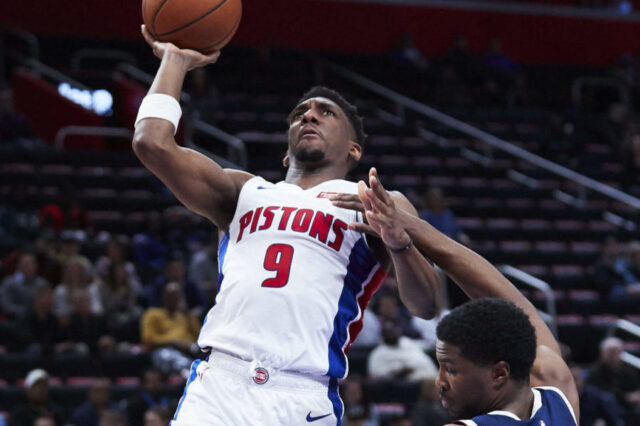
xmin=534 ymin=386 xmax=578 ymax=425
xmin=456 ymin=421 xmax=478 ymax=426
xmin=484 ymin=387 xmax=542 ymax=420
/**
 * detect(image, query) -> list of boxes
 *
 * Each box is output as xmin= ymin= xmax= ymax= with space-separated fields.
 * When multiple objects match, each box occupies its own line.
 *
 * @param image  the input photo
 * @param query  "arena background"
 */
xmin=1 ymin=1 xmax=640 ymax=425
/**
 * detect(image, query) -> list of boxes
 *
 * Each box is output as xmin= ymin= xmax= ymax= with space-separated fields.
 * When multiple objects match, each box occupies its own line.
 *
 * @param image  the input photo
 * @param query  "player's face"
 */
xmin=287 ymin=97 xmax=360 ymax=166
xmin=435 ymin=340 xmax=494 ymax=420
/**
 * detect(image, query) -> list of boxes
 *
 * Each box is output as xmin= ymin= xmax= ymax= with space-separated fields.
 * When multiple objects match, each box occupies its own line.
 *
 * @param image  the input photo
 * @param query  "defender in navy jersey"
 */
xmin=133 ymin=27 xmax=441 ymax=425
xmin=331 ymin=169 xmax=579 ymax=426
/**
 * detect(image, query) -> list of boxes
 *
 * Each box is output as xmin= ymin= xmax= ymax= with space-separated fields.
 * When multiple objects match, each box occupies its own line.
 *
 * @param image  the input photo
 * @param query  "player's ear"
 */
xmin=348 ymin=141 xmax=362 ymax=163
xmin=491 ymin=361 xmax=510 ymax=388
xmin=283 ymin=151 xmax=290 ymax=168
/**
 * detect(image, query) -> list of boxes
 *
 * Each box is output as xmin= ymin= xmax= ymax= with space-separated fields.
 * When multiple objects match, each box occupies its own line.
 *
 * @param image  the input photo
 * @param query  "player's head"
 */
xmin=435 ymin=298 xmax=536 ymax=419
xmin=285 ymin=86 xmax=366 ymax=171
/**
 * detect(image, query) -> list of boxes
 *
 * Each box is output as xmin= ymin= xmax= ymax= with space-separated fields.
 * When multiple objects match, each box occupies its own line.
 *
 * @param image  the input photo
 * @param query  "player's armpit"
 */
xmin=530 ymin=345 xmax=580 ymax=423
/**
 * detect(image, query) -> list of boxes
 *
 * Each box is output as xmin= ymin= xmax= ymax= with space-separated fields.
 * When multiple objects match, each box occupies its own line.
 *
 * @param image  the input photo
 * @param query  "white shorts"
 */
xmin=171 ymin=352 xmax=343 ymax=426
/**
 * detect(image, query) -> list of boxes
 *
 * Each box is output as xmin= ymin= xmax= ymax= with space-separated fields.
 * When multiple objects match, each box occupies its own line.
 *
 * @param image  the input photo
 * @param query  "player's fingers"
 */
xmin=348 ymin=222 xmax=379 ymax=236
xmin=141 ymin=25 xmax=156 ymax=46
xmin=367 ymin=193 xmax=392 ymax=217
xmin=369 ymin=173 xmax=392 ymax=206
xmin=331 ymin=200 xmax=365 ymax=213
xmin=207 ymin=50 xmax=221 ymax=62
xmin=358 ymin=181 xmax=374 ymax=211
xmin=329 ymin=193 xmax=360 ymax=202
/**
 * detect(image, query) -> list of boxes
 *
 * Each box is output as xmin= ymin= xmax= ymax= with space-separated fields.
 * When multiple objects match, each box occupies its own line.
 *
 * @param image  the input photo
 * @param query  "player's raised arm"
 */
xmin=132 ymin=25 xmax=253 ymax=229
xmin=332 ymin=168 xmax=443 ymax=319
xmin=343 ymin=168 xmax=579 ymax=420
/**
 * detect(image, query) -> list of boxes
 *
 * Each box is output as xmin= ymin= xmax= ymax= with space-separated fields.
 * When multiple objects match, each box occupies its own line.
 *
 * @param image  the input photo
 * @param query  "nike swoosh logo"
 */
xmin=306 ymin=412 xmax=332 ymax=422
xmin=257 ymin=186 xmax=275 ymax=190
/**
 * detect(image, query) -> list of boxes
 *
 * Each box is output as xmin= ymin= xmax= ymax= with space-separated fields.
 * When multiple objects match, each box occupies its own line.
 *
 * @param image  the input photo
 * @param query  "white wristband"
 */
xmin=135 ymin=93 xmax=182 ymax=135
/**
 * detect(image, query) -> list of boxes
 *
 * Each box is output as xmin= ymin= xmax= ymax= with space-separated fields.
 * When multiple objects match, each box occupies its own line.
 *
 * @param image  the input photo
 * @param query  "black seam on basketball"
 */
xmin=151 ymin=0 xmax=171 ymax=38
xmin=194 ymin=12 xmax=240 ymax=51
xmin=156 ymin=0 xmax=229 ymax=37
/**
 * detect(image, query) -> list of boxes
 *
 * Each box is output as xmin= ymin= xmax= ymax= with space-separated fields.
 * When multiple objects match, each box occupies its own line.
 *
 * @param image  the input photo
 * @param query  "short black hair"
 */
xmin=291 ymin=86 xmax=367 ymax=146
xmin=436 ymin=298 xmax=536 ymax=382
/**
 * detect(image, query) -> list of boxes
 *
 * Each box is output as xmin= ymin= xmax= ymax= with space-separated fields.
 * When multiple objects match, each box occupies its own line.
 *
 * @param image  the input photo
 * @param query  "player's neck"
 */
xmin=493 ymin=383 xmax=535 ymax=420
xmin=284 ymin=163 xmax=348 ymax=189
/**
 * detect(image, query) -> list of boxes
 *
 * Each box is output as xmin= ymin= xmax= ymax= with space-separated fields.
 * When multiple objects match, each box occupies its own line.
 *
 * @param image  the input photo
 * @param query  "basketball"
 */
xmin=142 ymin=0 xmax=242 ymax=53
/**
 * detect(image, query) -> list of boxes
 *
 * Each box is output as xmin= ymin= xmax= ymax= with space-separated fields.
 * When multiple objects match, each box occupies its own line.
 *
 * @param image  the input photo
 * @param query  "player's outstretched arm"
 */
xmin=132 ymin=25 xmax=253 ymax=229
xmin=334 ymin=168 xmax=579 ymax=421
xmin=332 ymin=168 xmax=442 ymax=319
xmin=403 ymin=214 xmax=579 ymax=420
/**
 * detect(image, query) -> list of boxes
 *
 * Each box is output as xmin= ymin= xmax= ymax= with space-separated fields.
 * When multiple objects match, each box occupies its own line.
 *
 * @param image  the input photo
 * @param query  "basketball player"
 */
xmin=133 ymin=26 xmax=441 ymax=425
xmin=331 ymin=168 xmax=579 ymax=425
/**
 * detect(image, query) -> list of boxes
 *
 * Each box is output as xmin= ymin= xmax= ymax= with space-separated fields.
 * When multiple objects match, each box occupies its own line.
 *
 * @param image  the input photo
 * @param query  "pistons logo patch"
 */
xmin=317 ymin=192 xmax=338 ymax=199
xmin=253 ymin=367 xmax=269 ymax=385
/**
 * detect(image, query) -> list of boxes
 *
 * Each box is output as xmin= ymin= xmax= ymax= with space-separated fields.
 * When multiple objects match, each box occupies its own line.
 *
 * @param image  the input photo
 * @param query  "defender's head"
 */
xmin=435 ymin=298 xmax=536 ymax=419
xmin=285 ymin=86 xmax=366 ymax=171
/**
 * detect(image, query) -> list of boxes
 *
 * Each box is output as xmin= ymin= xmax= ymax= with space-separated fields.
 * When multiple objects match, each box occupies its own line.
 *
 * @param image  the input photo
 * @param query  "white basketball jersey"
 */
xmin=197 ymin=176 xmax=386 ymax=379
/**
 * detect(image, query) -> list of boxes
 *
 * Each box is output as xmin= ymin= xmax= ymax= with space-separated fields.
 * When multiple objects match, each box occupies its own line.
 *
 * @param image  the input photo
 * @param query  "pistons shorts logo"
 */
xmin=540 ymin=421 xmax=546 ymax=426
xmin=253 ymin=367 xmax=269 ymax=385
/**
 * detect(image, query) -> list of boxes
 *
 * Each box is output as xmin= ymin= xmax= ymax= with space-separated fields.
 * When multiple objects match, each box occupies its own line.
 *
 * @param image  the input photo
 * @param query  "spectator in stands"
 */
xmin=443 ymin=34 xmax=481 ymax=83
xmin=70 ymin=378 xmax=116 ymax=426
xmin=570 ymin=365 xmax=624 ymax=426
xmin=164 ymin=206 xmax=200 ymax=256
xmin=144 ymin=406 xmax=172 ymax=426
xmin=367 ymin=319 xmax=437 ymax=382
xmin=60 ymin=289 xmax=110 ymax=355
xmin=133 ymin=211 xmax=168 ymax=271
xmin=390 ymin=33 xmax=429 ymax=73
xmin=606 ymin=240 xmax=640 ymax=311
xmin=19 ymin=285 xmax=63 ymax=356
xmin=33 ymin=417 xmax=54 ymax=426
xmin=587 ymin=337 xmax=640 ymax=421
xmin=0 ymin=86 xmax=34 ymax=144
xmin=593 ymin=237 xmax=627 ymax=300
xmin=0 ymin=184 xmax=39 ymax=240
xmin=52 ymin=256 xmax=102 ymax=322
xmin=141 ymin=282 xmax=200 ymax=357
xmin=341 ymin=376 xmax=371 ymax=424
xmin=98 ymin=262 xmax=143 ymax=342
xmin=98 ymin=410 xmax=127 ymax=426
xmin=0 ymin=252 xmax=49 ymax=319
xmin=95 ymin=238 xmax=142 ymax=292
xmin=411 ymin=378 xmax=451 ymax=426
xmin=38 ymin=187 xmax=92 ymax=233
xmin=351 ymin=307 xmax=382 ymax=349
xmin=483 ymin=38 xmax=519 ymax=76
xmin=419 ymin=187 xmax=469 ymax=245
xmin=187 ymin=232 xmax=218 ymax=302
xmin=124 ymin=368 xmax=171 ymax=426
xmin=8 ymin=369 xmax=64 ymax=426
xmin=34 ymin=231 xmax=63 ymax=289
xmin=146 ymin=255 xmax=206 ymax=317
xmin=375 ymin=289 xmax=420 ymax=339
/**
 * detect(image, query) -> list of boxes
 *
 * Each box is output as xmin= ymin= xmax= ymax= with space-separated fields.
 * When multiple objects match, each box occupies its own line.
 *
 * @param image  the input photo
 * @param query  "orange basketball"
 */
xmin=142 ymin=0 xmax=242 ymax=53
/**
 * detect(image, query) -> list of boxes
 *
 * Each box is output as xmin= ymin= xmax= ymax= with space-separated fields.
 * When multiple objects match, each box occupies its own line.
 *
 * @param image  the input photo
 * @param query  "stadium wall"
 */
xmin=2 ymin=0 xmax=639 ymax=65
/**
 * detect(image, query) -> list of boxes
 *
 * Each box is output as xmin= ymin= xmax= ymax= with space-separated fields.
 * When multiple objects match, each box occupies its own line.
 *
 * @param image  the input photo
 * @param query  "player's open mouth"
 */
xmin=300 ymin=127 xmax=320 ymax=139
xmin=440 ymin=397 xmax=450 ymax=409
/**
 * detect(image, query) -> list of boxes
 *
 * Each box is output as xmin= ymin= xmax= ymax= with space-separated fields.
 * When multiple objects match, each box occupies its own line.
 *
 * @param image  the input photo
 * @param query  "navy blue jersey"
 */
xmin=456 ymin=387 xmax=577 ymax=426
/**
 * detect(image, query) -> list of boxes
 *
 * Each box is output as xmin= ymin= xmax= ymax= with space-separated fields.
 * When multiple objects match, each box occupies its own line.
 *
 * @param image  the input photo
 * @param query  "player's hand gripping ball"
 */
xmin=142 ymin=0 xmax=242 ymax=53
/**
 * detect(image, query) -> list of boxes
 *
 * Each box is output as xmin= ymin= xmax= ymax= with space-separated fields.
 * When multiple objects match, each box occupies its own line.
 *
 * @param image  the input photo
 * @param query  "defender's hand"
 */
xmin=142 ymin=25 xmax=220 ymax=71
xmin=359 ymin=168 xmax=411 ymax=251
